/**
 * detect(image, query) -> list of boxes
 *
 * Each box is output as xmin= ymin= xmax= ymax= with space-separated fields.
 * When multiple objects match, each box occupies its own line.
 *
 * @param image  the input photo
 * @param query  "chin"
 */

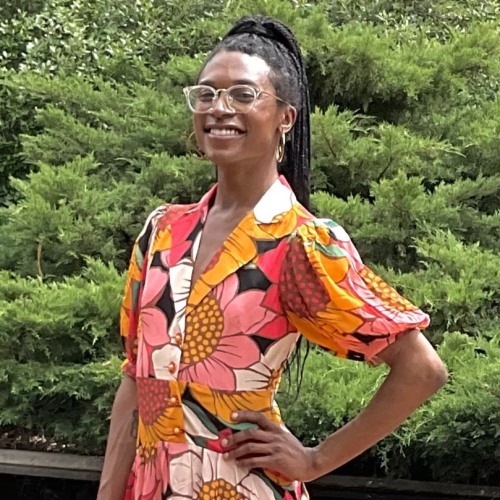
xmin=207 ymin=149 xmax=242 ymax=166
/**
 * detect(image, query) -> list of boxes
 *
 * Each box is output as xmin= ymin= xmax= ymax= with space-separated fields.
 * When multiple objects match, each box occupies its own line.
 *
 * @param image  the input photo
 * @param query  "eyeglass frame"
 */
xmin=182 ymin=84 xmax=293 ymax=114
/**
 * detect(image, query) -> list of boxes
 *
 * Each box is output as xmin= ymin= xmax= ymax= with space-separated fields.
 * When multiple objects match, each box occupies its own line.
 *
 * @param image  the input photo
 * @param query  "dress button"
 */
xmin=173 ymin=427 xmax=181 ymax=435
xmin=168 ymin=362 xmax=176 ymax=374
xmin=169 ymin=396 xmax=178 ymax=405
xmin=174 ymin=334 xmax=182 ymax=345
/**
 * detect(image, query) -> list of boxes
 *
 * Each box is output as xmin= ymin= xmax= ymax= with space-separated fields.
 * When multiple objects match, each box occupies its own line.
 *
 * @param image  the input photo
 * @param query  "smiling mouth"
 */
xmin=205 ymin=128 xmax=245 ymax=137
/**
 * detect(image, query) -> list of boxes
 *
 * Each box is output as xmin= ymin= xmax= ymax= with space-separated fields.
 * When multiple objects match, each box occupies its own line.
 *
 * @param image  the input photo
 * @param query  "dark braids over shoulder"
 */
xmin=201 ymin=15 xmax=312 ymax=210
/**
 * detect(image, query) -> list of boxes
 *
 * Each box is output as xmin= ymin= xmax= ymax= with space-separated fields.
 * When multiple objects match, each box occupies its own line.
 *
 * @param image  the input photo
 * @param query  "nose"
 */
xmin=211 ymin=90 xmax=234 ymax=116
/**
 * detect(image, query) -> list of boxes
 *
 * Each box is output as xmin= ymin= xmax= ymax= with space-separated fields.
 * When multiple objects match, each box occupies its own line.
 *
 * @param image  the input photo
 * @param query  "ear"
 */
xmin=279 ymin=105 xmax=297 ymax=134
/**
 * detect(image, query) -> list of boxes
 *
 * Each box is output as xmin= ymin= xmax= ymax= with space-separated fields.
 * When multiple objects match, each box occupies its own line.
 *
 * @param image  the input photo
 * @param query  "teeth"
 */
xmin=209 ymin=129 xmax=242 ymax=136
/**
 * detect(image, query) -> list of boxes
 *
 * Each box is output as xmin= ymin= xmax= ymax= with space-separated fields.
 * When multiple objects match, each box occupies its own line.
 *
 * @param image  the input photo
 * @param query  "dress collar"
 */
xmin=186 ymin=175 xmax=297 ymax=226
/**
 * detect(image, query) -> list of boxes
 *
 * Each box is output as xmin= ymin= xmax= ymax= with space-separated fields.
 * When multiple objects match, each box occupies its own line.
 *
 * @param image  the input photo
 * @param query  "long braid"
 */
xmin=202 ymin=16 xmax=312 ymax=210
xmin=255 ymin=19 xmax=312 ymax=212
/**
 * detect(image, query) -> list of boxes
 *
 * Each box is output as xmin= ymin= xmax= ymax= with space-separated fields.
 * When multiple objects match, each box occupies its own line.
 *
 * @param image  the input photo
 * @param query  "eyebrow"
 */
xmin=197 ymin=78 xmax=259 ymax=87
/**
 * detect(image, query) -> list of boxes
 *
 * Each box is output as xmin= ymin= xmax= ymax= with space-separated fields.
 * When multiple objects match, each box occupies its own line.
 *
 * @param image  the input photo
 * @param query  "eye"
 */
xmin=197 ymin=88 xmax=215 ymax=102
xmin=230 ymin=86 xmax=256 ymax=103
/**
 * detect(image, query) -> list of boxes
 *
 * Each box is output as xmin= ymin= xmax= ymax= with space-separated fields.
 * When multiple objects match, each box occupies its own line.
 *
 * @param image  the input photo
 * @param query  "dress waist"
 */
xmin=136 ymin=377 xmax=281 ymax=450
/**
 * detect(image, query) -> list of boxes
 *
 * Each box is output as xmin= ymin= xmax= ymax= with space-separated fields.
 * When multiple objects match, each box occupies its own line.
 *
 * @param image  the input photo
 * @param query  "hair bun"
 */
xmin=224 ymin=16 xmax=289 ymax=49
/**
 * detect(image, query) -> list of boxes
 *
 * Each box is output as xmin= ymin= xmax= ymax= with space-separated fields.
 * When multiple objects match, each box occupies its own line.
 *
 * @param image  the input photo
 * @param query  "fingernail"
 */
xmin=221 ymin=439 xmax=228 ymax=447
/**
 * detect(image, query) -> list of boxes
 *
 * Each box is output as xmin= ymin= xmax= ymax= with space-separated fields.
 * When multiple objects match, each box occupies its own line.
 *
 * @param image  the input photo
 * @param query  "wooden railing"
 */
xmin=1 ymin=449 xmax=499 ymax=499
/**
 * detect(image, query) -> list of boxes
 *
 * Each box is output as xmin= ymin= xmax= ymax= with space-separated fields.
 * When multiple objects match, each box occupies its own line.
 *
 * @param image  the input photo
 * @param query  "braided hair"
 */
xmin=200 ymin=15 xmax=312 ymax=210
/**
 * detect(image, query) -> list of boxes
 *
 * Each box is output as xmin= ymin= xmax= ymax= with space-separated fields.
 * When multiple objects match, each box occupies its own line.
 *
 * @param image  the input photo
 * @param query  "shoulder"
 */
xmin=135 ymin=201 xmax=199 ymax=250
xmin=291 ymin=217 xmax=352 ymax=245
xmin=142 ymin=201 xmax=200 ymax=232
xmin=287 ymin=216 xmax=363 ymax=267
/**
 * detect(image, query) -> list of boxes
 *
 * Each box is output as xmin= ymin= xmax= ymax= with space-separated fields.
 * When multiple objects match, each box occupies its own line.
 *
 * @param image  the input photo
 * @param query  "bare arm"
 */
xmin=309 ymin=329 xmax=448 ymax=479
xmin=97 ymin=374 xmax=138 ymax=500
xmin=225 ymin=329 xmax=448 ymax=481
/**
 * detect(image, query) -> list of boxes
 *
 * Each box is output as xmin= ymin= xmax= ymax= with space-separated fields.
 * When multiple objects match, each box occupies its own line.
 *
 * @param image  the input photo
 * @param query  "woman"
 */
xmin=98 ymin=16 xmax=447 ymax=500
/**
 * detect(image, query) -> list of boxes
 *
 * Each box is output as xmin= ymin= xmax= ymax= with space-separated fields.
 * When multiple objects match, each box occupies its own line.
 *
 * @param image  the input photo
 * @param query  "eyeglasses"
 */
xmin=183 ymin=84 xmax=290 ymax=114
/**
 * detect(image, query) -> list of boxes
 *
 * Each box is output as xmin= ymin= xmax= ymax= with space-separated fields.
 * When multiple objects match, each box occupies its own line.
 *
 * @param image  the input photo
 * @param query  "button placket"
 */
xmin=159 ymin=318 xmax=183 ymax=379
xmin=163 ymin=386 xmax=180 ymax=408
xmin=172 ymin=317 xmax=184 ymax=346
xmin=166 ymin=330 xmax=183 ymax=377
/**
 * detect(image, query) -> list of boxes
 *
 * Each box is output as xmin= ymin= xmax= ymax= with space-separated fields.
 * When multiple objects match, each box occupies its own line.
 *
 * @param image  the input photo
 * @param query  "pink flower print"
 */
xmin=256 ymin=239 xmax=289 ymax=283
xmin=126 ymin=443 xmax=190 ymax=498
xmin=126 ymin=442 xmax=169 ymax=500
xmin=179 ymin=274 xmax=271 ymax=391
xmin=168 ymin=210 xmax=201 ymax=267
xmin=137 ymin=266 xmax=170 ymax=378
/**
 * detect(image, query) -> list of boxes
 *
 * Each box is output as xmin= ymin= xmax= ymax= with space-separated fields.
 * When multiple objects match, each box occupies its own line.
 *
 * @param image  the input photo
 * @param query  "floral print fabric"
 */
xmin=120 ymin=177 xmax=430 ymax=499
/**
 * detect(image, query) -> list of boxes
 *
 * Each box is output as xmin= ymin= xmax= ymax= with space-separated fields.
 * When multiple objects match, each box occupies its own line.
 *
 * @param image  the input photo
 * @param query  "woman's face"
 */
xmin=193 ymin=50 xmax=296 ymax=169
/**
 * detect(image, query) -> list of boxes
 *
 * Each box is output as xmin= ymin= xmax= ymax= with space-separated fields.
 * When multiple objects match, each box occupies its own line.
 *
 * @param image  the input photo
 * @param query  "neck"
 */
xmin=212 ymin=162 xmax=279 ymax=212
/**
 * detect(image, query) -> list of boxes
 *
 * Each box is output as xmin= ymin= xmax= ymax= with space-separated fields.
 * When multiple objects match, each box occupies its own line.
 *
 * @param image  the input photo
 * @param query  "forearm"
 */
xmin=97 ymin=375 xmax=138 ymax=500
xmin=310 ymin=331 xmax=448 ymax=480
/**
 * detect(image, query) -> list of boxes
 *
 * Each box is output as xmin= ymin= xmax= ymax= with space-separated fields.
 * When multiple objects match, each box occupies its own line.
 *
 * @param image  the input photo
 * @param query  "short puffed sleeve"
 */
xmin=279 ymin=219 xmax=430 ymax=363
xmin=120 ymin=206 xmax=165 ymax=378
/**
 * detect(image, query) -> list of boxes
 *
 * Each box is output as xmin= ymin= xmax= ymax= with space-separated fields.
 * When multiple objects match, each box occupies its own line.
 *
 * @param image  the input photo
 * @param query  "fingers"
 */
xmin=222 ymin=411 xmax=281 ymax=459
xmin=232 ymin=410 xmax=276 ymax=431
xmin=224 ymin=442 xmax=271 ymax=461
xmin=223 ymin=427 xmax=271 ymax=449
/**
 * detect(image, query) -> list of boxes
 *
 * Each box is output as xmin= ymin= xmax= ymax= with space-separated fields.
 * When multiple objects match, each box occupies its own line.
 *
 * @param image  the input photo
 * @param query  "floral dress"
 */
xmin=120 ymin=176 xmax=430 ymax=500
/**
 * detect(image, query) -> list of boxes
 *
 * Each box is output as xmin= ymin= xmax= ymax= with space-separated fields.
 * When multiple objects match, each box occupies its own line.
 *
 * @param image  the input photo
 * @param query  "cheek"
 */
xmin=251 ymin=110 xmax=279 ymax=137
xmin=250 ymin=119 xmax=278 ymax=147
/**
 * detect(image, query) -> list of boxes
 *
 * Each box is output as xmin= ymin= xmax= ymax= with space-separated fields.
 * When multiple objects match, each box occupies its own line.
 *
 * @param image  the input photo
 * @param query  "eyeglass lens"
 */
xmin=188 ymin=86 xmax=257 ymax=113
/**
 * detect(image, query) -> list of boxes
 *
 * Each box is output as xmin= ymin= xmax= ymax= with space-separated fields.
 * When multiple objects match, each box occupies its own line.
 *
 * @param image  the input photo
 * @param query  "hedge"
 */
xmin=0 ymin=0 xmax=499 ymax=486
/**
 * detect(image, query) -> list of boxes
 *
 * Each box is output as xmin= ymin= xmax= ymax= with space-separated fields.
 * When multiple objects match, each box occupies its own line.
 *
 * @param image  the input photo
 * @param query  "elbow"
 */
xmin=436 ymin=361 xmax=449 ymax=389
xmin=381 ymin=330 xmax=448 ymax=396
xmin=390 ymin=353 xmax=449 ymax=397
xmin=422 ymin=358 xmax=448 ymax=395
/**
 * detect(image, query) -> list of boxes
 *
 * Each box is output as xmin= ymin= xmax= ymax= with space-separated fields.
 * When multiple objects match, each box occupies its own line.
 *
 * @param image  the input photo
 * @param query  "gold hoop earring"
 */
xmin=186 ymin=131 xmax=207 ymax=159
xmin=276 ymin=132 xmax=286 ymax=163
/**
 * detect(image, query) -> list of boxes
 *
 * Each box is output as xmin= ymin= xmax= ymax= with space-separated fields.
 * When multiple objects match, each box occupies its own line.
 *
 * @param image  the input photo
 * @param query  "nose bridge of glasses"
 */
xmin=212 ymin=88 xmax=233 ymax=110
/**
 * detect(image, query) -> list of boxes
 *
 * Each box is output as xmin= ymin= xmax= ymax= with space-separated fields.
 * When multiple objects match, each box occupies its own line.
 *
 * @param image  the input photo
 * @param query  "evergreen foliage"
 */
xmin=0 ymin=0 xmax=498 ymax=486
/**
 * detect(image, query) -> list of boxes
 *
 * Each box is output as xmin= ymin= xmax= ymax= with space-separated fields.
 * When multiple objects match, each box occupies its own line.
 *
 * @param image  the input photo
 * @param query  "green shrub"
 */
xmin=0 ymin=358 xmax=122 ymax=455
xmin=0 ymin=153 xmax=214 ymax=276
xmin=371 ymin=332 xmax=500 ymax=485
xmin=0 ymin=0 xmax=498 ymax=487
xmin=0 ymin=260 xmax=124 ymax=363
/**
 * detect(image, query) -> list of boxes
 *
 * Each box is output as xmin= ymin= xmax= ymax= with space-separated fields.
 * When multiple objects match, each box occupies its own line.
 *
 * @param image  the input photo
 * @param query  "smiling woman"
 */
xmin=190 ymin=49 xmax=298 ymax=199
xmin=97 ymin=15 xmax=447 ymax=500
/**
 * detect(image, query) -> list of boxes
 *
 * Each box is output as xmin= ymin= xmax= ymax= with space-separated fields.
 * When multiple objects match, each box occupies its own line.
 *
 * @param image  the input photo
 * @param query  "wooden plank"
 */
xmin=0 ymin=449 xmax=499 ymax=499
xmin=312 ymin=475 xmax=500 ymax=498
xmin=0 ymin=450 xmax=103 ymax=481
